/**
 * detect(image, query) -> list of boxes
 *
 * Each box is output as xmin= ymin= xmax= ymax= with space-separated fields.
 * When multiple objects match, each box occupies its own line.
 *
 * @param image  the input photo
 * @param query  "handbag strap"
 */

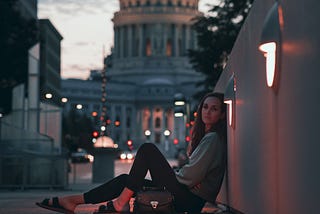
xmin=142 ymin=186 xmax=166 ymax=191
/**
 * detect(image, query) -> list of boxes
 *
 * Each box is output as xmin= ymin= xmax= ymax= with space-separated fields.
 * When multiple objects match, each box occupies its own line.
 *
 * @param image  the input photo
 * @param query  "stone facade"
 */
xmin=62 ymin=0 xmax=204 ymax=157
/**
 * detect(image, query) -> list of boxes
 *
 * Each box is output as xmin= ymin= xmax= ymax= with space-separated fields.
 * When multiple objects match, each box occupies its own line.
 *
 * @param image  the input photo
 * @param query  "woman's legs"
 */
xmin=84 ymin=174 xmax=128 ymax=203
xmin=43 ymin=174 xmax=130 ymax=212
xmin=43 ymin=143 xmax=204 ymax=212
xmin=126 ymin=143 xmax=182 ymax=193
xmin=124 ymin=143 xmax=205 ymax=212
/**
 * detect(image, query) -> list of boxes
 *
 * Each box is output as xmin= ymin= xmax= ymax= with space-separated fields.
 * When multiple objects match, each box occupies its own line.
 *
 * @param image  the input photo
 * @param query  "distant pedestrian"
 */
xmin=36 ymin=92 xmax=227 ymax=214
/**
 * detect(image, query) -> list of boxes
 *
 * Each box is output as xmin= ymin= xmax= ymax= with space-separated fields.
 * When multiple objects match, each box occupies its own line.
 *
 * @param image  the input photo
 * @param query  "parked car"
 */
xmin=71 ymin=148 xmax=94 ymax=163
xmin=119 ymin=150 xmax=136 ymax=160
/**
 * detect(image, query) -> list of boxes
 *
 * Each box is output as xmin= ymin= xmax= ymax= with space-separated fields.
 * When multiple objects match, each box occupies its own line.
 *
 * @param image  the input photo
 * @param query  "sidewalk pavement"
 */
xmin=0 ymin=183 xmax=106 ymax=214
xmin=0 ymin=159 xmax=222 ymax=214
xmin=0 ymin=183 xmax=224 ymax=214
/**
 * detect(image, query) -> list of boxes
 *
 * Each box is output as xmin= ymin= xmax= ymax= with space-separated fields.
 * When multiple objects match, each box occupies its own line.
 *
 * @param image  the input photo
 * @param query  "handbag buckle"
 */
xmin=150 ymin=201 xmax=159 ymax=209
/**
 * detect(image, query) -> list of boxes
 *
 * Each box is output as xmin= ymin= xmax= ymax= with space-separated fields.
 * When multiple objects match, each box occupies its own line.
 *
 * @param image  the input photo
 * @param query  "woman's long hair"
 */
xmin=187 ymin=92 xmax=227 ymax=156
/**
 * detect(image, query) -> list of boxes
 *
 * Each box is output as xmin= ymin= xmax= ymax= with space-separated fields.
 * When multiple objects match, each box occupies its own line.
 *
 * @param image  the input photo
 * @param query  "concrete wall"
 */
xmin=215 ymin=0 xmax=320 ymax=213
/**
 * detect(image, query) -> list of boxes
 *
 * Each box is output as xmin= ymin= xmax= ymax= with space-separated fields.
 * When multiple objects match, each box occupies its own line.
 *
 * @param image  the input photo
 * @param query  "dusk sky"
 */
xmin=38 ymin=0 xmax=215 ymax=80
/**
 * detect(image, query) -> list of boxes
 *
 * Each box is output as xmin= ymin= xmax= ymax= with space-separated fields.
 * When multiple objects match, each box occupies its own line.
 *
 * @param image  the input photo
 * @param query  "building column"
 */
xmin=119 ymin=27 xmax=124 ymax=58
xmin=128 ymin=25 xmax=133 ymax=57
xmin=149 ymin=106 xmax=153 ymax=142
xmin=174 ymin=24 xmax=179 ymax=57
xmin=138 ymin=24 xmax=143 ymax=57
xmin=163 ymin=24 xmax=168 ymax=56
xmin=121 ymin=105 xmax=126 ymax=143
xmin=162 ymin=107 xmax=167 ymax=143
xmin=114 ymin=27 xmax=119 ymax=58
xmin=185 ymin=25 xmax=190 ymax=53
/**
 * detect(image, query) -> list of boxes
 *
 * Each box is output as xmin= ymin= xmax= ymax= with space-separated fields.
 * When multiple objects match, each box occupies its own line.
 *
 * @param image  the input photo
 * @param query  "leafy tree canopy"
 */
xmin=189 ymin=0 xmax=254 ymax=98
xmin=62 ymin=109 xmax=95 ymax=152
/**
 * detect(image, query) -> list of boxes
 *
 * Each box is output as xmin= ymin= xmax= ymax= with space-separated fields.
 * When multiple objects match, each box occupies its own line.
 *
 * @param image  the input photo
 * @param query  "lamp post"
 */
xmin=174 ymin=93 xmax=190 ymax=149
xmin=163 ymin=129 xmax=171 ymax=152
xmin=44 ymin=93 xmax=53 ymax=135
xmin=144 ymin=129 xmax=151 ymax=143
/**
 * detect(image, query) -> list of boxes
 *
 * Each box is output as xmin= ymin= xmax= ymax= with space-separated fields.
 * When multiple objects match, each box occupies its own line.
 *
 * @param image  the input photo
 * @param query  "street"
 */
xmin=69 ymin=159 xmax=134 ymax=184
xmin=0 ymin=159 xmax=178 ymax=214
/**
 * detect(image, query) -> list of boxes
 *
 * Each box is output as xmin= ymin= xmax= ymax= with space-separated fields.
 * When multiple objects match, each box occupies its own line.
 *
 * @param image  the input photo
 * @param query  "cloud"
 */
xmin=74 ymin=41 xmax=91 ymax=46
xmin=38 ymin=0 xmax=119 ymax=17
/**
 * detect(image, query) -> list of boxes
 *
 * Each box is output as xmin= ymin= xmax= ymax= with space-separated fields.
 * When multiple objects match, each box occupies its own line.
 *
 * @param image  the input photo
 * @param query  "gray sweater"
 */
xmin=175 ymin=132 xmax=227 ymax=203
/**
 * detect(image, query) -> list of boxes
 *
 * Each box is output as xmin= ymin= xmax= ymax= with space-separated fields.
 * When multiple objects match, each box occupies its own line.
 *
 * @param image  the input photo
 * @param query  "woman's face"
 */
xmin=201 ymin=96 xmax=224 ymax=131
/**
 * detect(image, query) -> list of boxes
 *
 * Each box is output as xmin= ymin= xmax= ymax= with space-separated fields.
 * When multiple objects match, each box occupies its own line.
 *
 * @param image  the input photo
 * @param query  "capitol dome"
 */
xmin=101 ymin=0 xmax=204 ymax=157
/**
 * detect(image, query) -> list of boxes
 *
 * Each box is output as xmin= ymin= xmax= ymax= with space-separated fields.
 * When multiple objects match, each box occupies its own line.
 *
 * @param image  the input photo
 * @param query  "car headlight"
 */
xmin=127 ymin=153 xmax=134 ymax=160
xmin=120 ymin=153 xmax=127 ymax=160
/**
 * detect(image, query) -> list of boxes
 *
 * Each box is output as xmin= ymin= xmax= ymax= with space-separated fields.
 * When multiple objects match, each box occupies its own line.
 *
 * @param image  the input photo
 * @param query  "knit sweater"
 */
xmin=175 ymin=132 xmax=227 ymax=203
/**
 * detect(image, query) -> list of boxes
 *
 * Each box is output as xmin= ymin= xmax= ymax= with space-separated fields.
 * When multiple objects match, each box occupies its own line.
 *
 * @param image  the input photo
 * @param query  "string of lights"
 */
xmin=99 ymin=58 xmax=107 ymax=137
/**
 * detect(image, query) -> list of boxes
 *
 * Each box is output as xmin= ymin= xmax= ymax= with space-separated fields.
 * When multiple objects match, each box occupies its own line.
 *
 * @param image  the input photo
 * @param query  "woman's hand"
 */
xmin=193 ymin=183 xmax=201 ymax=190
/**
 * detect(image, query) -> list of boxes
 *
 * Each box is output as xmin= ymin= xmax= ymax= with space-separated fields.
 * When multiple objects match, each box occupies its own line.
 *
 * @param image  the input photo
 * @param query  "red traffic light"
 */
xmin=173 ymin=138 xmax=179 ymax=145
xmin=92 ymin=131 xmax=99 ymax=138
xmin=127 ymin=140 xmax=133 ymax=146
xmin=185 ymin=136 xmax=191 ymax=142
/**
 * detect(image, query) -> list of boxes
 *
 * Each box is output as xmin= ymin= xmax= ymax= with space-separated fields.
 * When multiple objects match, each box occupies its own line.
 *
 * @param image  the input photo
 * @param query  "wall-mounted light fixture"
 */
xmin=258 ymin=2 xmax=281 ymax=88
xmin=224 ymin=74 xmax=236 ymax=128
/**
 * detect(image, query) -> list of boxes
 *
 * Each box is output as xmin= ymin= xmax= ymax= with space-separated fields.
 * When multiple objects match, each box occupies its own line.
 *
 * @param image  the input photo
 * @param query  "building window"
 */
xmin=146 ymin=38 xmax=152 ymax=56
xmin=126 ymin=116 xmax=131 ymax=128
xmin=126 ymin=107 xmax=132 ymax=128
xmin=166 ymin=39 xmax=172 ymax=56
xmin=155 ymin=132 xmax=161 ymax=143
xmin=155 ymin=117 xmax=161 ymax=128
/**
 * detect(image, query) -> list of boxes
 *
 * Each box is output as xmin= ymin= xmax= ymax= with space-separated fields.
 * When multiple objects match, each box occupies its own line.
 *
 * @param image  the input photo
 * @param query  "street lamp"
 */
xmin=44 ymin=93 xmax=53 ymax=135
xmin=174 ymin=93 xmax=190 ymax=148
xmin=76 ymin=104 xmax=83 ymax=110
xmin=163 ymin=129 xmax=171 ymax=152
xmin=144 ymin=129 xmax=151 ymax=143
xmin=61 ymin=97 xmax=68 ymax=103
xmin=45 ymin=93 xmax=52 ymax=99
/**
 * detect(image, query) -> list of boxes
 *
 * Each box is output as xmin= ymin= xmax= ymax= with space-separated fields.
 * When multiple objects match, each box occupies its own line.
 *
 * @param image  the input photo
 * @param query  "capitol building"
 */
xmin=62 ymin=0 xmax=205 ymax=156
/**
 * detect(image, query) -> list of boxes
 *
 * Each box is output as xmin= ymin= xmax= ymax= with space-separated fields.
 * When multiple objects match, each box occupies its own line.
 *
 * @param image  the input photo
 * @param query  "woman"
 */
xmin=36 ymin=92 xmax=227 ymax=214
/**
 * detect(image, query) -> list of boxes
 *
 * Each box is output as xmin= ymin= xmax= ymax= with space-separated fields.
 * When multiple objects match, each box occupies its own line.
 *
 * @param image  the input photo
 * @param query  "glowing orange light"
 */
xmin=185 ymin=136 xmax=190 ymax=142
xmin=259 ymin=42 xmax=276 ymax=87
xmin=92 ymin=131 xmax=99 ymax=138
xmin=193 ymin=112 xmax=197 ymax=117
xmin=92 ymin=111 xmax=98 ymax=117
xmin=114 ymin=120 xmax=120 ymax=126
xmin=224 ymin=100 xmax=233 ymax=126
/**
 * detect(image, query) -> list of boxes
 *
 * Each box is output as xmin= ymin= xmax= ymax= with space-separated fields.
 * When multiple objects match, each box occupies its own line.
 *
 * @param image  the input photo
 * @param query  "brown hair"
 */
xmin=187 ymin=92 xmax=227 ymax=156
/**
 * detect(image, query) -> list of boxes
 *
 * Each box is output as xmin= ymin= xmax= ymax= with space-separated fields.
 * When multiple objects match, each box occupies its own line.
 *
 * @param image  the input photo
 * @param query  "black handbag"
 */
xmin=133 ymin=187 xmax=175 ymax=214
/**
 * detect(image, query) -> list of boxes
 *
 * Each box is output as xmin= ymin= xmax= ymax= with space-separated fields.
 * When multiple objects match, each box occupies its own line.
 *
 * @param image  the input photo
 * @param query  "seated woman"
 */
xmin=36 ymin=92 xmax=227 ymax=214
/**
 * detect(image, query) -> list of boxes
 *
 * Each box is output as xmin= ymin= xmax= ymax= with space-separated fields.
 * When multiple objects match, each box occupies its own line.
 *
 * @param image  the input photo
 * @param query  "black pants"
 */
xmin=83 ymin=143 xmax=205 ymax=212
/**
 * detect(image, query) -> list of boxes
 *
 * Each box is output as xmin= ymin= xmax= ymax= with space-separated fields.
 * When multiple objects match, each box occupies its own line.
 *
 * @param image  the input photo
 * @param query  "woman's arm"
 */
xmin=175 ymin=132 xmax=220 ymax=187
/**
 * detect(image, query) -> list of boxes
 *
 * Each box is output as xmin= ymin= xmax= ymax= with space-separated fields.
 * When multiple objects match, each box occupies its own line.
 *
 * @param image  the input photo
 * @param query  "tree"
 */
xmin=62 ymin=109 xmax=95 ymax=152
xmin=188 ymin=0 xmax=254 ymax=98
xmin=0 ymin=0 xmax=38 ymax=114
